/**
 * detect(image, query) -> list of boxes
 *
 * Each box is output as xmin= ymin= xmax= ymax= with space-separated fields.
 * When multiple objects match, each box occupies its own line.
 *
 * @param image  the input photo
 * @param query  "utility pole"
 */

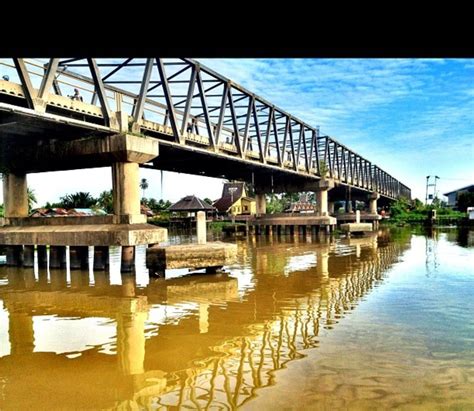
xmin=425 ymin=176 xmax=429 ymax=205
xmin=425 ymin=176 xmax=440 ymax=205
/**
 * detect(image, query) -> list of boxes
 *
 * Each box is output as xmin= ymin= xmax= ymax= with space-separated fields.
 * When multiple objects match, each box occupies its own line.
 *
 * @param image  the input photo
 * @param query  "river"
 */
xmin=0 ymin=227 xmax=472 ymax=410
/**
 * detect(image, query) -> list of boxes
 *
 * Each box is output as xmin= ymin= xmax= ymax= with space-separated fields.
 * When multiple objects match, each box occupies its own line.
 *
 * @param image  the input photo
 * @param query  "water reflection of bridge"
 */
xmin=0 ymin=233 xmax=409 ymax=409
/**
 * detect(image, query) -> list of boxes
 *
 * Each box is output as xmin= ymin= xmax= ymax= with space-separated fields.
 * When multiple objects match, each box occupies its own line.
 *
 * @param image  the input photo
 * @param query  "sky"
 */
xmin=1 ymin=58 xmax=473 ymax=206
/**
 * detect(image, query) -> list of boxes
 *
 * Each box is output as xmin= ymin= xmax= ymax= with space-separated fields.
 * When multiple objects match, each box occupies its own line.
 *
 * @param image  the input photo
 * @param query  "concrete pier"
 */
xmin=37 ymin=246 xmax=47 ymax=268
xmin=147 ymin=242 xmax=238 ymax=273
xmin=6 ymin=246 xmax=23 ymax=266
xmin=93 ymin=246 xmax=109 ymax=270
xmin=2 ymin=173 xmax=28 ymax=218
xmin=121 ymin=246 xmax=135 ymax=273
xmin=256 ymin=193 xmax=267 ymax=215
xmin=0 ymin=134 xmax=167 ymax=269
xmin=369 ymin=192 xmax=380 ymax=214
xmin=251 ymin=214 xmax=336 ymax=235
xmin=196 ymin=211 xmax=206 ymax=245
xmin=22 ymin=245 xmax=34 ymax=268
xmin=70 ymin=246 xmax=89 ymax=270
xmin=49 ymin=246 xmax=66 ymax=269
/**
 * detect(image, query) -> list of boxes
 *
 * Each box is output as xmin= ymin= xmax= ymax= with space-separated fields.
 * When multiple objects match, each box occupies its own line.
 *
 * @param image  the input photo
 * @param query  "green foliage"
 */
xmin=457 ymin=191 xmax=474 ymax=212
xmin=334 ymin=201 xmax=344 ymax=212
xmin=148 ymin=211 xmax=171 ymax=226
xmin=245 ymin=183 xmax=255 ymax=197
xmin=266 ymin=194 xmax=284 ymax=214
xmin=97 ymin=190 xmax=113 ymax=214
xmin=390 ymin=198 xmax=412 ymax=218
xmin=265 ymin=192 xmax=306 ymax=214
xmin=27 ymin=188 xmax=37 ymax=213
xmin=388 ymin=197 xmax=466 ymax=224
xmin=0 ymin=203 xmax=3 ymax=217
xmin=59 ymin=192 xmax=97 ymax=209
xmin=140 ymin=178 xmax=149 ymax=199
xmin=142 ymin=198 xmax=172 ymax=213
xmin=319 ymin=160 xmax=329 ymax=177
xmin=209 ymin=221 xmax=245 ymax=233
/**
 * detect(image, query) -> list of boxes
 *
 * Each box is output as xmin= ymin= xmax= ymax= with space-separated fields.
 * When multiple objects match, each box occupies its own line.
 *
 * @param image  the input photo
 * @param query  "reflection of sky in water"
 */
xmin=351 ymin=234 xmax=474 ymax=356
xmin=147 ymin=303 xmax=199 ymax=327
xmin=284 ymin=253 xmax=317 ymax=276
xmin=33 ymin=316 xmax=117 ymax=355
xmin=228 ymin=267 xmax=255 ymax=297
xmin=0 ymin=301 xmax=10 ymax=357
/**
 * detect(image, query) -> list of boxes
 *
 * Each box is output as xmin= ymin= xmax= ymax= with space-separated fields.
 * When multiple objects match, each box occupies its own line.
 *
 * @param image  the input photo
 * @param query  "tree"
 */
xmin=97 ymin=190 xmax=113 ymax=214
xmin=411 ymin=198 xmax=424 ymax=211
xmin=319 ymin=160 xmax=329 ymax=178
xmin=390 ymin=198 xmax=411 ymax=218
xmin=59 ymin=192 xmax=97 ymax=209
xmin=266 ymin=194 xmax=284 ymax=214
xmin=27 ymin=188 xmax=37 ymax=212
xmin=140 ymin=178 xmax=149 ymax=199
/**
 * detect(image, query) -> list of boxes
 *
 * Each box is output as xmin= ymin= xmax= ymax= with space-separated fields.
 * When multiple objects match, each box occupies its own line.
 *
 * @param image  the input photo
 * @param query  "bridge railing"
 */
xmin=0 ymin=58 xmax=411 ymax=200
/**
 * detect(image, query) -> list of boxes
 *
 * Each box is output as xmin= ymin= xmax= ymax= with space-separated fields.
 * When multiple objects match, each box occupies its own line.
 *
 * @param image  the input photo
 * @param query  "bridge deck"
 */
xmin=0 ymin=58 xmax=411 ymax=200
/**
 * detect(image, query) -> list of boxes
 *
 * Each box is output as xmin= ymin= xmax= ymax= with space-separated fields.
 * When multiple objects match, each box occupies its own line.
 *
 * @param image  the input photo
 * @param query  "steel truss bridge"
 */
xmin=0 ymin=58 xmax=410 ymax=200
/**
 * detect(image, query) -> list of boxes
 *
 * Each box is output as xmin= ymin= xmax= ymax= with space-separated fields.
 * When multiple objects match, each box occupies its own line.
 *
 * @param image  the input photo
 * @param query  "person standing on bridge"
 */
xmin=69 ymin=88 xmax=83 ymax=102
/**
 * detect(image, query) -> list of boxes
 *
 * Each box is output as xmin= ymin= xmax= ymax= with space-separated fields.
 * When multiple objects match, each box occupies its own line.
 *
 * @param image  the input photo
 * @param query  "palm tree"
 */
xmin=60 ymin=192 xmax=96 ymax=209
xmin=27 ymin=188 xmax=37 ymax=212
xmin=97 ymin=190 xmax=113 ymax=214
xmin=140 ymin=178 xmax=149 ymax=199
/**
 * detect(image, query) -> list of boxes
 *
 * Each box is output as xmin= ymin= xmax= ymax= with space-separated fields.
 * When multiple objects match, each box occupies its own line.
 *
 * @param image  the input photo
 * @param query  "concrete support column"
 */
xmin=23 ymin=245 xmax=34 ymax=267
xmin=316 ymin=189 xmax=328 ymax=216
xmin=256 ymin=193 xmax=266 ymax=215
xmin=112 ymin=162 xmax=141 ymax=221
xmin=196 ymin=211 xmax=206 ymax=245
xmin=121 ymin=246 xmax=135 ymax=272
xmin=315 ymin=179 xmax=334 ymax=217
xmin=49 ymin=246 xmax=66 ymax=269
xmin=369 ymin=193 xmax=380 ymax=214
xmin=3 ymin=173 xmax=28 ymax=218
xmin=37 ymin=245 xmax=47 ymax=268
xmin=6 ymin=246 xmax=23 ymax=266
xmin=328 ymin=201 xmax=335 ymax=215
xmin=70 ymin=246 xmax=89 ymax=270
xmin=93 ymin=246 xmax=109 ymax=270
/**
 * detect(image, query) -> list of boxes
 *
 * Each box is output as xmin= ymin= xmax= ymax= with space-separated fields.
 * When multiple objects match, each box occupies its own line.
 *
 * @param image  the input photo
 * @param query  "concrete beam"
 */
xmin=0 ymin=224 xmax=167 ymax=246
xmin=147 ymin=242 xmax=237 ymax=271
xmin=1 ymin=134 xmax=159 ymax=174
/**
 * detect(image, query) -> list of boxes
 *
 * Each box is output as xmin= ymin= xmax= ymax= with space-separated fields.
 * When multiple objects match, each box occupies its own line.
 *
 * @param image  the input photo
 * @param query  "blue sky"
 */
xmin=2 ymin=58 xmax=473 ymax=206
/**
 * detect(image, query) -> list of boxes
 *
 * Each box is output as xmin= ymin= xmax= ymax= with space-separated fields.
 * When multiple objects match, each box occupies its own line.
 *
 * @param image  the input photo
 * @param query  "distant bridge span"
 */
xmin=0 ymin=58 xmax=410 ymax=201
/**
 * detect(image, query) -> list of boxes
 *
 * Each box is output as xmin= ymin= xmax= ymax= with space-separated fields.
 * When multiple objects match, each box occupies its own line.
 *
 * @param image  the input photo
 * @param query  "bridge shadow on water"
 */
xmin=0 ymin=230 xmax=411 ymax=410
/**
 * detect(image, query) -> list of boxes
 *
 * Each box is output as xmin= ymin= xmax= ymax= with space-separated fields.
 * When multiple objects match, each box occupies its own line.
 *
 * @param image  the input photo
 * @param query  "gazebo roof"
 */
xmin=168 ymin=195 xmax=215 ymax=212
